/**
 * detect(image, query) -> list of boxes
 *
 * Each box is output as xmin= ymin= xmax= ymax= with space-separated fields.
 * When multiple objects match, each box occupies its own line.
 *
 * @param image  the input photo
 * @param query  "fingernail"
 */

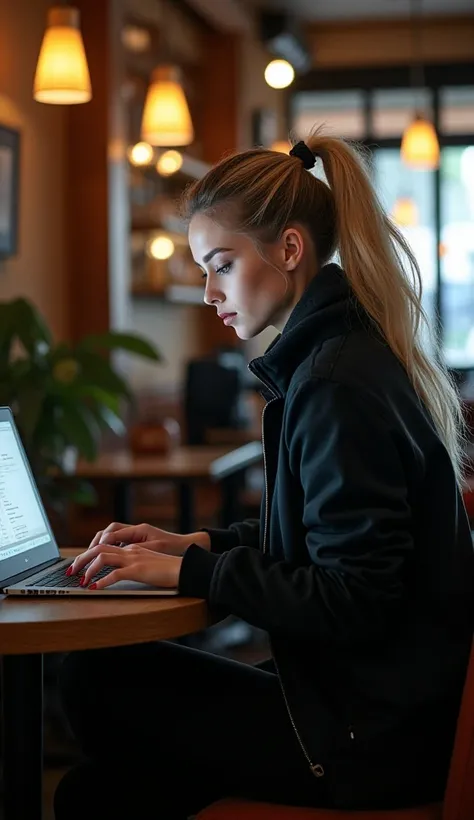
xmin=89 ymin=583 xmax=97 ymax=590
xmin=79 ymin=577 xmax=86 ymax=587
xmin=65 ymin=567 xmax=72 ymax=576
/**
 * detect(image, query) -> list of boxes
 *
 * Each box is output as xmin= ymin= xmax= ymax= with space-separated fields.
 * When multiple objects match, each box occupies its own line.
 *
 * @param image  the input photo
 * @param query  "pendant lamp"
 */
xmin=401 ymin=0 xmax=439 ymax=170
xmin=34 ymin=6 xmax=92 ymax=104
xmin=141 ymin=66 xmax=194 ymax=147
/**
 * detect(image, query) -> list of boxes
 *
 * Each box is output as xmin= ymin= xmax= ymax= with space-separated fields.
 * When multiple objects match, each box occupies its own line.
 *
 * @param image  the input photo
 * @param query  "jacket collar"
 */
xmin=249 ymin=263 xmax=362 ymax=397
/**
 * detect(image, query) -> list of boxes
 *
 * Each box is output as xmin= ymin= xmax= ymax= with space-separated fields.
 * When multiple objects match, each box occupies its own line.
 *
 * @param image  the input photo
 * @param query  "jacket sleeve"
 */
xmin=179 ymin=379 xmax=414 ymax=644
xmin=200 ymin=519 xmax=260 ymax=554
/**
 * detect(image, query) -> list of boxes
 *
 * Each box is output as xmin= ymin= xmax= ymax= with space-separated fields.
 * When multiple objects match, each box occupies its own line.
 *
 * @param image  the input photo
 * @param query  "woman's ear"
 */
xmin=281 ymin=226 xmax=304 ymax=272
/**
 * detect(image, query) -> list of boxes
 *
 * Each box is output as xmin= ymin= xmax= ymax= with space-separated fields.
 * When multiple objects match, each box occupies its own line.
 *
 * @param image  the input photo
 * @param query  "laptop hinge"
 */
xmin=1 ymin=557 xmax=62 ymax=591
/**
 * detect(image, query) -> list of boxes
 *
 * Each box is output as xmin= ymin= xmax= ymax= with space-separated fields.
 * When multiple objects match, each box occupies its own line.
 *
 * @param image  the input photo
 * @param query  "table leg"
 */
xmin=113 ymin=479 xmax=133 ymax=523
xmin=1 ymin=653 xmax=43 ymax=820
xmin=177 ymin=481 xmax=194 ymax=533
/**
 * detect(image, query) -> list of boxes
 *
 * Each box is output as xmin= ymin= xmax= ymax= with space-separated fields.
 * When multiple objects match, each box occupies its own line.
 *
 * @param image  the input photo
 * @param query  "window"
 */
xmin=372 ymin=88 xmax=432 ymax=138
xmin=290 ymin=65 xmax=474 ymax=368
xmin=291 ymin=90 xmax=366 ymax=140
xmin=441 ymin=146 xmax=474 ymax=367
xmin=373 ymin=148 xmax=437 ymax=347
xmin=440 ymin=87 xmax=474 ymax=135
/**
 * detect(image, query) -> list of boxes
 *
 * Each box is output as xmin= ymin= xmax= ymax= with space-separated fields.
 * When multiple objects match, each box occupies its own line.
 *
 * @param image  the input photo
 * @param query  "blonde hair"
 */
xmin=181 ymin=130 xmax=466 ymax=485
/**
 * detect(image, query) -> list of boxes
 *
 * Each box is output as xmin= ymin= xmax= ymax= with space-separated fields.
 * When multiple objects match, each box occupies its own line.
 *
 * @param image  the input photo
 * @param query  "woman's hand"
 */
xmin=68 ymin=543 xmax=182 ymax=590
xmin=87 ymin=521 xmax=211 ymax=557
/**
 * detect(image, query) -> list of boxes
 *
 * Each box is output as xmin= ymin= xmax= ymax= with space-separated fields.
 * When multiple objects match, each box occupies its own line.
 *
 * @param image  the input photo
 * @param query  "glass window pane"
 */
xmin=291 ymin=90 xmax=365 ymax=140
xmin=372 ymin=88 xmax=433 ymax=139
xmin=440 ymin=87 xmax=474 ymax=135
xmin=373 ymin=148 xmax=437 ymax=350
xmin=440 ymin=146 xmax=474 ymax=368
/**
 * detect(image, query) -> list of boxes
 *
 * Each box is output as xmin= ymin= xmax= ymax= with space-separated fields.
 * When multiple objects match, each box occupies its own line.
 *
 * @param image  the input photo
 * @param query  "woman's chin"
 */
xmin=233 ymin=323 xmax=257 ymax=341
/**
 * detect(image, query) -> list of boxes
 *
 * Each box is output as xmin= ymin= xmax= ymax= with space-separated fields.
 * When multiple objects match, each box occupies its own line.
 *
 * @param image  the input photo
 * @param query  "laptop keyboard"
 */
xmin=26 ymin=565 xmax=114 ymax=588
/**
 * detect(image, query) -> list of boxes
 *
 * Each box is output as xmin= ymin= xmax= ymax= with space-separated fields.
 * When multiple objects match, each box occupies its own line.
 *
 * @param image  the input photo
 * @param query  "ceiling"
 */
xmin=251 ymin=0 xmax=474 ymax=22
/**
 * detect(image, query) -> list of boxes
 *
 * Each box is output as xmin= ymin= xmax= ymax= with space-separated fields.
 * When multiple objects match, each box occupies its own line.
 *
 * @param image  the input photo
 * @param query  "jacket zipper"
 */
xmin=258 ymin=376 xmax=324 ymax=778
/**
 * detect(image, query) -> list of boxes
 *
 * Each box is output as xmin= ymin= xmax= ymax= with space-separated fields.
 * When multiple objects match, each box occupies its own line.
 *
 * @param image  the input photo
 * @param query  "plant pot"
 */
xmin=130 ymin=418 xmax=181 ymax=455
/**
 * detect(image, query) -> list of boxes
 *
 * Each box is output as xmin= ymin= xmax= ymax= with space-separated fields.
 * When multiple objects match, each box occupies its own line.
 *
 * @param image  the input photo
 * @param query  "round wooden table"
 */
xmin=0 ymin=571 xmax=211 ymax=820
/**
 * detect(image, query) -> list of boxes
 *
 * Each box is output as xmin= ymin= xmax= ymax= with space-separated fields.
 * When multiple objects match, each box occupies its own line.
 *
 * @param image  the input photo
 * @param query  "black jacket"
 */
xmin=179 ymin=263 xmax=474 ymax=809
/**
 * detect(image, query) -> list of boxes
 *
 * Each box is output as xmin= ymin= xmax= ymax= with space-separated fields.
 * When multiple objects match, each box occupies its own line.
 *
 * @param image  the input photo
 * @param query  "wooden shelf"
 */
xmin=131 ymin=284 xmax=205 ymax=305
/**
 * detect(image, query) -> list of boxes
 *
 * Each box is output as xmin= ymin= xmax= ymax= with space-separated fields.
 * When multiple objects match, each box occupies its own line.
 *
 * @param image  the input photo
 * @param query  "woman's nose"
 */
xmin=203 ymin=278 xmax=224 ymax=306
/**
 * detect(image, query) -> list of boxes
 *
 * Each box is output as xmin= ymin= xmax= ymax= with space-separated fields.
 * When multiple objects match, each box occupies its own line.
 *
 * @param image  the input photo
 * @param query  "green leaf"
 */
xmin=0 ymin=302 xmax=17 ymax=362
xmin=9 ymin=299 xmax=52 ymax=356
xmin=74 ymin=350 xmax=132 ymax=398
xmin=92 ymin=404 xmax=126 ymax=436
xmin=73 ymin=385 xmax=122 ymax=415
xmin=55 ymin=404 xmax=98 ymax=462
xmin=13 ymin=385 xmax=45 ymax=442
xmin=78 ymin=332 xmax=161 ymax=361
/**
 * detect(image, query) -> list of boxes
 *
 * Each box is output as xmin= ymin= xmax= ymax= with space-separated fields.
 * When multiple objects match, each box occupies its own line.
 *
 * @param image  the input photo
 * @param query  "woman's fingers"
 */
xmin=89 ymin=567 xmax=128 ymax=590
xmin=81 ymin=551 xmax=125 ymax=587
xmin=69 ymin=543 xmax=128 ymax=576
xmin=88 ymin=530 xmax=104 ymax=549
xmin=88 ymin=522 xmax=128 ymax=549
xmin=98 ymin=524 xmax=148 ymax=547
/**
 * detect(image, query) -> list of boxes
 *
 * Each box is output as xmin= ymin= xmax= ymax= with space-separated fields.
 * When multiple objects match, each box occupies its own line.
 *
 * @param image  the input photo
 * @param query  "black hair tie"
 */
xmin=289 ymin=140 xmax=316 ymax=170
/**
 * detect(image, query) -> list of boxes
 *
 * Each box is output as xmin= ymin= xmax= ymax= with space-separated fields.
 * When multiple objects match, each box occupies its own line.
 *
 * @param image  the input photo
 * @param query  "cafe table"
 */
xmin=0 ymin=549 xmax=212 ymax=820
xmin=71 ymin=442 xmax=263 ymax=532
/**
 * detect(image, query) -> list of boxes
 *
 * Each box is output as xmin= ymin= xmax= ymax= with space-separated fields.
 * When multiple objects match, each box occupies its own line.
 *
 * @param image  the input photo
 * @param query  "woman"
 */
xmin=55 ymin=135 xmax=474 ymax=819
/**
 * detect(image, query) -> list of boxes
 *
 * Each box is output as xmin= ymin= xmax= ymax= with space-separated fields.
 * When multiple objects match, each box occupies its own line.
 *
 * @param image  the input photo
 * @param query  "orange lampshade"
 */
xmin=34 ymin=6 xmax=92 ymax=104
xmin=141 ymin=66 xmax=194 ymax=147
xmin=401 ymin=115 xmax=439 ymax=170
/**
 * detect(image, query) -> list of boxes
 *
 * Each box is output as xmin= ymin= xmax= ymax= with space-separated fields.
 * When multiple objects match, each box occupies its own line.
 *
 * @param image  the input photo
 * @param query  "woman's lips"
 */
xmin=220 ymin=313 xmax=237 ymax=325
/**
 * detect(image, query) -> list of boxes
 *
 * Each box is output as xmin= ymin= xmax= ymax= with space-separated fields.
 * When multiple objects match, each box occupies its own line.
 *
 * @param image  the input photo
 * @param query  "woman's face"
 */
xmin=188 ymin=212 xmax=301 ymax=340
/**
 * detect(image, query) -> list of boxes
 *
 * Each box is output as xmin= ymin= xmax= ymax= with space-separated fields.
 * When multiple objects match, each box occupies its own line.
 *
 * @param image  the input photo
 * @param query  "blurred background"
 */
xmin=0 ymin=1 xmax=473 ymax=811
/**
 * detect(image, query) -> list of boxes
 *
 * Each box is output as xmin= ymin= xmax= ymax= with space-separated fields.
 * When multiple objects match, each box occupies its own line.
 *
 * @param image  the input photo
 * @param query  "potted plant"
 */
xmin=0 ymin=297 xmax=161 ymax=507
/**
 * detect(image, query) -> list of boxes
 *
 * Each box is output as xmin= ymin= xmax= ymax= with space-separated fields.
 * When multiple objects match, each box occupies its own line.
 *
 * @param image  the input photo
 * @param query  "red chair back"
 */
xmin=443 ymin=639 xmax=474 ymax=820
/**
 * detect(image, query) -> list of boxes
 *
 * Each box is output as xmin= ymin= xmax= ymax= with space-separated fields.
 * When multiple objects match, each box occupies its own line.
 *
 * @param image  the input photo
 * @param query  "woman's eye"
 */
xmin=216 ymin=262 xmax=232 ymax=275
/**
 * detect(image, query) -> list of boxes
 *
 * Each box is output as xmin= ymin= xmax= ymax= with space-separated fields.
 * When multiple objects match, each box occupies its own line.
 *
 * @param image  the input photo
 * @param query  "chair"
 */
xmin=196 ymin=639 xmax=474 ymax=820
xmin=184 ymin=354 xmax=247 ymax=446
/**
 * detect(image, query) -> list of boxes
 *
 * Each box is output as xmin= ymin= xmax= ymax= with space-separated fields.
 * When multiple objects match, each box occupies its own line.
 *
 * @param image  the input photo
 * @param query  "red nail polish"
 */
xmin=79 ymin=577 xmax=86 ymax=587
xmin=65 ymin=566 xmax=72 ymax=576
xmin=89 ymin=583 xmax=97 ymax=590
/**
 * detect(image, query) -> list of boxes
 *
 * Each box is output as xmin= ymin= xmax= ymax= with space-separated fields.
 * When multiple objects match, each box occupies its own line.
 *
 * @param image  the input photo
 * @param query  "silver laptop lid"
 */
xmin=0 ymin=407 xmax=60 ymax=585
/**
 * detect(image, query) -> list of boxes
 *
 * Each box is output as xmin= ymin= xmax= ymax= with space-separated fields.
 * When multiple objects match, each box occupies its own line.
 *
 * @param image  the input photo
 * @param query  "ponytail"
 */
xmin=305 ymin=131 xmax=465 ymax=485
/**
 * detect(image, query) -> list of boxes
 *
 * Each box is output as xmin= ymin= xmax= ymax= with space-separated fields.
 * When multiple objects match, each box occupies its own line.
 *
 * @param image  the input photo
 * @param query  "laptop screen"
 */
xmin=0 ymin=410 xmax=59 ymax=585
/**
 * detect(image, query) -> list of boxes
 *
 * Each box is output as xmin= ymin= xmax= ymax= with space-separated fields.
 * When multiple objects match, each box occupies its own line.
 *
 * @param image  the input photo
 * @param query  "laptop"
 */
xmin=0 ymin=407 xmax=178 ymax=597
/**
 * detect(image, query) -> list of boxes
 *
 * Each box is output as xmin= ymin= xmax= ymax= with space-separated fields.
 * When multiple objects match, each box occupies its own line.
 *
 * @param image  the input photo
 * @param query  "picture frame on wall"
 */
xmin=0 ymin=125 xmax=20 ymax=258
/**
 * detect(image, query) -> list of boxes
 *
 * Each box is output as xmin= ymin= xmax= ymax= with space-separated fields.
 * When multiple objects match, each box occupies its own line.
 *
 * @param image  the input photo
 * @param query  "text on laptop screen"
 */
xmin=0 ymin=421 xmax=50 ymax=561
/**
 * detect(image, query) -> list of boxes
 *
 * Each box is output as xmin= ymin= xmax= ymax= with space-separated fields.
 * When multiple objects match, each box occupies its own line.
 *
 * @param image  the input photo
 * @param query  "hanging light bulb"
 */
xmin=147 ymin=234 xmax=175 ymax=260
xmin=156 ymin=150 xmax=183 ymax=176
xmin=141 ymin=66 xmax=194 ymax=147
xmin=34 ymin=6 xmax=92 ymax=104
xmin=401 ymin=115 xmax=439 ymax=170
xmin=127 ymin=142 xmax=154 ymax=166
xmin=400 ymin=0 xmax=439 ymax=170
xmin=264 ymin=59 xmax=294 ymax=90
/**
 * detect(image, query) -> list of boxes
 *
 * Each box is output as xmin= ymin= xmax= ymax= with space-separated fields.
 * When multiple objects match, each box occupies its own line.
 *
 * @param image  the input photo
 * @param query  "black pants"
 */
xmin=54 ymin=640 xmax=329 ymax=819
